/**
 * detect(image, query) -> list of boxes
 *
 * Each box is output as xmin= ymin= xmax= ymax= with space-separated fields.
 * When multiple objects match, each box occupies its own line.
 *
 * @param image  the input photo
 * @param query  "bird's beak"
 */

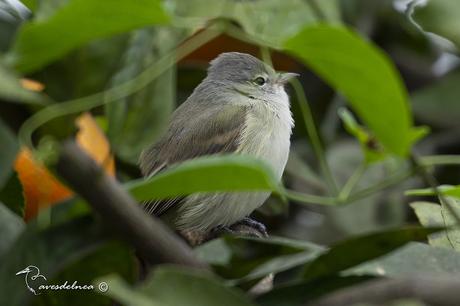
xmin=16 ymin=267 xmax=30 ymax=275
xmin=277 ymin=72 xmax=299 ymax=85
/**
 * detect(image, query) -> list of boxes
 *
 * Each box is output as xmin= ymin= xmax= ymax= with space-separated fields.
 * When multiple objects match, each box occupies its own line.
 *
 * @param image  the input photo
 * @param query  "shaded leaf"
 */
xmin=302 ymin=226 xmax=438 ymax=280
xmin=349 ymin=242 xmax=460 ymax=277
xmin=0 ymin=215 xmax=107 ymax=306
xmin=32 ymin=241 xmax=136 ymax=306
xmin=412 ymin=71 xmax=460 ymax=128
xmin=97 ymin=266 xmax=256 ymax=306
xmin=0 ymin=202 xmax=25 ymax=257
xmin=8 ymin=0 xmax=170 ymax=72
xmin=0 ymin=171 xmax=25 ymax=217
xmin=0 ymin=62 xmax=45 ymax=104
xmin=284 ymin=25 xmax=419 ymax=156
xmin=107 ymin=27 xmax=181 ymax=164
xmin=126 ymin=155 xmax=282 ymax=201
xmin=0 ymin=118 xmax=18 ymax=189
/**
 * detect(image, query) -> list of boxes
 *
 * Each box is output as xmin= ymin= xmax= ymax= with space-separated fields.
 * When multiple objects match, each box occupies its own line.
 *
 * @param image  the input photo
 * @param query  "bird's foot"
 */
xmin=230 ymin=217 xmax=268 ymax=238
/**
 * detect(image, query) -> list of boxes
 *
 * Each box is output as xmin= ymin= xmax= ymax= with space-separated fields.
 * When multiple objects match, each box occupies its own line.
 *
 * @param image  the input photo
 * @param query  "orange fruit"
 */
xmin=15 ymin=112 xmax=115 ymax=221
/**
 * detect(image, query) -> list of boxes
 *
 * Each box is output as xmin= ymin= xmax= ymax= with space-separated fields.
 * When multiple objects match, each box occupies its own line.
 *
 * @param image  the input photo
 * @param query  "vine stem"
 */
xmin=18 ymin=25 xmax=224 ymax=151
xmin=338 ymin=162 xmax=367 ymax=201
xmin=291 ymin=78 xmax=339 ymax=195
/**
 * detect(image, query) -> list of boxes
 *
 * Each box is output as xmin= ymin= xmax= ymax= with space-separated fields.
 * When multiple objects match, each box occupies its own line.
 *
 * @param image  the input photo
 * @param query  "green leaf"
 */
xmin=170 ymin=0 xmax=340 ymax=47
xmin=442 ymin=197 xmax=460 ymax=252
xmin=302 ymin=226 xmax=438 ymax=281
xmin=0 ymin=215 xmax=107 ymax=306
xmin=410 ymin=202 xmax=451 ymax=248
xmin=349 ymin=242 xmax=460 ymax=277
xmin=97 ymin=266 xmax=256 ymax=306
xmin=412 ymin=71 xmax=460 ymax=128
xmin=107 ymin=27 xmax=181 ymax=164
xmin=20 ymin=0 xmax=37 ymax=12
xmin=284 ymin=25 xmax=417 ymax=156
xmin=8 ymin=0 xmax=170 ymax=73
xmin=411 ymin=0 xmax=460 ymax=49
xmin=0 ymin=118 xmax=18 ymax=189
xmin=126 ymin=155 xmax=281 ymax=201
xmin=0 ymin=202 xmax=25 ymax=258
xmin=0 ymin=62 xmax=46 ymax=104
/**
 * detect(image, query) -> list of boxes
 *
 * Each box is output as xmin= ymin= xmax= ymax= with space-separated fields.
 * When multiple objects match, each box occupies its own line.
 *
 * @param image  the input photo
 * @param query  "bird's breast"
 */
xmin=238 ymin=99 xmax=293 ymax=179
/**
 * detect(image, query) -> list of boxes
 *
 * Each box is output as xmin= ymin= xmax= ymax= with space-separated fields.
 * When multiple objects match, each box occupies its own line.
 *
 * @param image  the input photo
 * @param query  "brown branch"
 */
xmin=55 ymin=140 xmax=207 ymax=270
xmin=309 ymin=276 xmax=460 ymax=306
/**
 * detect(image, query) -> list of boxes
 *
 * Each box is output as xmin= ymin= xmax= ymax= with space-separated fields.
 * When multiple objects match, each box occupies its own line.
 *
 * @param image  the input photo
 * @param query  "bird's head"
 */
xmin=206 ymin=52 xmax=298 ymax=104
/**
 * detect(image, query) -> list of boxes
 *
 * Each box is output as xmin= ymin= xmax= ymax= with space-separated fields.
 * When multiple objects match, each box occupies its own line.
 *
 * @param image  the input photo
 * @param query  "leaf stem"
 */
xmin=290 ymin=78 xmax=339 ymax=195
xmin=338 ymin=162 xmax=367 ymax=201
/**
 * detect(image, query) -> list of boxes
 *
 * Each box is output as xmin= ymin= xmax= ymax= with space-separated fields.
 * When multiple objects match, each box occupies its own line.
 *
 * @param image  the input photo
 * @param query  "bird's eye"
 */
xmin=253 ymin=77 xmax=266 ymax=86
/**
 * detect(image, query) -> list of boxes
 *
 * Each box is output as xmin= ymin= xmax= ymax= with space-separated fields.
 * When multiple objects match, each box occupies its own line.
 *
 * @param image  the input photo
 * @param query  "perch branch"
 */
xmin=55 ymin=140 xmax=207 ymax=269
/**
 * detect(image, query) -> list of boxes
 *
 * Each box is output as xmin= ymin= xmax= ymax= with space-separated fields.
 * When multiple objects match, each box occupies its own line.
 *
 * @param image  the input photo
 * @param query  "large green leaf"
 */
xmin=169 ymin=0 xmax=340 ymax=46
xmin=97 ymin=266 xmax=256 ymax=306
xmin=0 ymin=172 xmax=25 ymax=217
xmin=412 ymin=71 xmax=460 ymax=128
xmin=411 ymin=0 xmax=460 ymax=49
xmin=107 ymin=27 xmax=180 ymax=164
xmin=126 ymin=155 xmax=281 ymax=202
xmin=0 ymin=202 xmax=25 ymax=258
xmin=0 ymin=215 xmax=107 ymax=306
xmin=302 ymin=226 xmax=437 ymax=280
xmin=8 ymin=0 xmax=170 ymax=72
xmin=284 ymin=25 xmax=418 ymax=156
xmin=0 ymin=118 xmax=18 ymax=189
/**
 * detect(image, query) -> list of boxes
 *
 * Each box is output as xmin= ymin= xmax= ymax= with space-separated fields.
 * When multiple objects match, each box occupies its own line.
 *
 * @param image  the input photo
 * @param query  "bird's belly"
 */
xmin=176 ymin=108 xmax=292 ymax=232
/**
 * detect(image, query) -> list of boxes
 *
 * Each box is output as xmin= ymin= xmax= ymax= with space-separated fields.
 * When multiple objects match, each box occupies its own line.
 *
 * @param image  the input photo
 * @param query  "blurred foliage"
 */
xmin=1 ymin=0 xmax=460 ymax=305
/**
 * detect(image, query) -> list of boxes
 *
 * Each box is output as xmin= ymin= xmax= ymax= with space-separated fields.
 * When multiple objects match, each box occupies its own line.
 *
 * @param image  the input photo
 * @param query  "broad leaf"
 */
xmin=302 ymin=226 xmax=437 ymax=280
xmin=0 ymin=202 xmax=25 ymax=257
xmin=284 ymin=25 xmax=419 ymax=156
xmin=97 ymin=266 xmax=256 ymax=306
xmin=126 ymin=155 xmax=281 ymax=201
xmin=8 ymin=0 xmax=170 ymax=72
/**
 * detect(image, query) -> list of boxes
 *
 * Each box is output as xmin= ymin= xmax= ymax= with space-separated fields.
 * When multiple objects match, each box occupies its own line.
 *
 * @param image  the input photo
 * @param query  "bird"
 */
xmin=16 ymin=265 xmax=47 ymax=295
xmin=139 ymin=52 xmax=297 ymax=236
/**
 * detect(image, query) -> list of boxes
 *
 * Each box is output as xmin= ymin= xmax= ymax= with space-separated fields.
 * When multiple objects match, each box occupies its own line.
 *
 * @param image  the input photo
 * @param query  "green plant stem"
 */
xmin=338 ymin=162 xmax=367 ymax=201
xmin=420 ymin=155 xmax=460 ymax=167
xmin=18 ymin=25 xmax=224 ymax=150
xmin=346 ymin=168 xmax=415 ymax=204
xmin=284 ymin=189 xmax=337 ymax=206
xmin=260 ymin=46 xmax=273 ymax=67
xmin=291 ymin=78 xmax=339 ymax=195
xmin=304 ymin=0 xmax=327 ymax=22
xmin=410 ymin=154 xmax=460 ymax=224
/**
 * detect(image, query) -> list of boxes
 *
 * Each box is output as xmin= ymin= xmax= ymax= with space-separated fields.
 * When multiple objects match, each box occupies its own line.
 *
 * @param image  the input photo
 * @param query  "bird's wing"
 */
xmin=139 ymin=102 xmax=248 ymax=216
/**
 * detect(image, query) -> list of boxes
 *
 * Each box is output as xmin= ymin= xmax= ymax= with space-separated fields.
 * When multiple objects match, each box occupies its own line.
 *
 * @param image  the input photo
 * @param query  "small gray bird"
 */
xmin=140 ymin=52 xmax=296 ymax=234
